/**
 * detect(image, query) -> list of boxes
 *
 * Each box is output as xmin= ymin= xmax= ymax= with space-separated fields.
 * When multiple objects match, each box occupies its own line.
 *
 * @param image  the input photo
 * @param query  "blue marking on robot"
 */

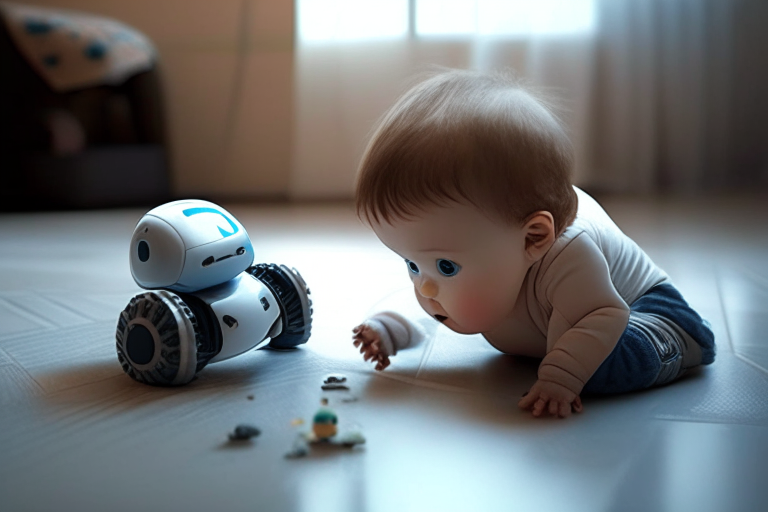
xmin=182 ymin=207 xmax=239 ymax=238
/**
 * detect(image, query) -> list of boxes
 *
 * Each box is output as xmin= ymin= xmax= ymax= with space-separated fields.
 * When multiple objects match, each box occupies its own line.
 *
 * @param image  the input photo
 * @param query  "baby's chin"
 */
xmin=435 ymin=315 xmax=483 ymax=335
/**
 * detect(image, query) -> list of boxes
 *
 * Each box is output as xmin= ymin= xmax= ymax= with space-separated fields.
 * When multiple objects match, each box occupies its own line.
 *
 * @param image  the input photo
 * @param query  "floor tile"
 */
xmin=653 ymin=353 xmax=768 ymax=426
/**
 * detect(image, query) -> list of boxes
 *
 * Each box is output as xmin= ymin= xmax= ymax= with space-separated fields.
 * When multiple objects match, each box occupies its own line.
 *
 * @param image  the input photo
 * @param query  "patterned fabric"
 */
xmin=0 ymin=2 xmax=155 ymax=91
xmin=583 ymin=283 xmax=716 ymax=394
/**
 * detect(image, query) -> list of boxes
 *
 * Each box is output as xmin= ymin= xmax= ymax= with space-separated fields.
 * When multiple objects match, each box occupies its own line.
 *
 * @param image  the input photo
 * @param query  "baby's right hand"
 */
xmin=352 ymin=323 xmax=391 ymax=371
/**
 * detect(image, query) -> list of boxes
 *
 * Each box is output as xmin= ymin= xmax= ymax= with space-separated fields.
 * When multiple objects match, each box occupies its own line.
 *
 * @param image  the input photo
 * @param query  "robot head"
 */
xmin=129 ymin=199 xmax=255 ymax=292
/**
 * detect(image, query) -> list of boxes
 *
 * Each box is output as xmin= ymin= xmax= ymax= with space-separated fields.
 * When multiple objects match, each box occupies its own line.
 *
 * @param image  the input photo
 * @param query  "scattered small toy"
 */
xmin=341 ymin=396 xmax=358 ymax=403
xmin=321 ymin=374 xmax=350 ymax=391
xmin=323 ymin=374 xmax=347 ymax=385
xmin=228 ymin=424 xmax=261 ymax=441
xmin=313 ymin=398 xmax=338 ymax=439
xmin=285 ymin=437 xmax=310 ymax=459
xmin=321 ymin=383 xmax=350 ymax=391
xmin=291 ymin=418 xmax=305 ymax=426
xmin=284 ymin=398 xmax=365 ymax=458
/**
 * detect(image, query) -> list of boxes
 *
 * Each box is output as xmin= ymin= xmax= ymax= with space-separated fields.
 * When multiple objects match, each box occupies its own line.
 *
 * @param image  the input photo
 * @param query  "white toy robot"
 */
xmin=115 ymin=199 xmax=313 ymax=386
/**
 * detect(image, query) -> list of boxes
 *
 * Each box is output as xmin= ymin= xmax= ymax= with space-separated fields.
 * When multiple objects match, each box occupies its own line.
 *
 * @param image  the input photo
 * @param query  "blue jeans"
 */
xmin=583 ymin=283 xmax=715 ymax=395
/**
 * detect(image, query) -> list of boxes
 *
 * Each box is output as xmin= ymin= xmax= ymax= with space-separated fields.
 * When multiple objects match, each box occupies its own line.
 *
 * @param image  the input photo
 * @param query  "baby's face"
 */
xmin=372 ymin=202 xmax=535 ymax=335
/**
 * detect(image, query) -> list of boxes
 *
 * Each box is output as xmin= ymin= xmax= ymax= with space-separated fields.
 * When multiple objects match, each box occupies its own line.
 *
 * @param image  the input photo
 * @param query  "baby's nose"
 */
xmin=417 ymin=278 xmax=438 ymax=299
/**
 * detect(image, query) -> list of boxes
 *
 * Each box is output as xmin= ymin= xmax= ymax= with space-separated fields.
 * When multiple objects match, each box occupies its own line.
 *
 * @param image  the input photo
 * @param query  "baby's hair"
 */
xmin=355 ymin=68 xmax=577 ymax=236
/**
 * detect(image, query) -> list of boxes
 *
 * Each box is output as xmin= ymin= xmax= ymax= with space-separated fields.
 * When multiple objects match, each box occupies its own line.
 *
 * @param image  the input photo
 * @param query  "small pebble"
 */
xmin=228 ymin=424 xmax=261 ymax=441
xmin=322 ymin=383 xmax=350 ymax=391
xmin=323 ymin=374 xmax=347 ymax=385
xmin=285 ymin=443 xmax=309 ymax=459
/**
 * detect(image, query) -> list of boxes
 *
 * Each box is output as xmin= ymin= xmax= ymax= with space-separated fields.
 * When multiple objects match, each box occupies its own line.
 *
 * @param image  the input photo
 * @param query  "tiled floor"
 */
xmin=0 ymin=193 xmax=767 ymax=512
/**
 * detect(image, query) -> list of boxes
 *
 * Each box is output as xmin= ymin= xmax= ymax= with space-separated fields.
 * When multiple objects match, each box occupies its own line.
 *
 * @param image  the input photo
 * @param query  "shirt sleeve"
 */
xmin=537 ymin=233 xmax=631 ymax=395
xmin=363 ymin=311 xmax=424 ymax=356
xmin=360 ymin=288 xmax=437 ymax=356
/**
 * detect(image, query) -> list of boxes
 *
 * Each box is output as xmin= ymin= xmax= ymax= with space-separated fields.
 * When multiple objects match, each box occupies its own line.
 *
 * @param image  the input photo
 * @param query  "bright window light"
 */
xmin=297 ymin=0 xmax=409 ymax=42
xmin=417 ymin=0 xmax=596 ymax=37
xmin=416 ymin=0 xmax=476 ymax=36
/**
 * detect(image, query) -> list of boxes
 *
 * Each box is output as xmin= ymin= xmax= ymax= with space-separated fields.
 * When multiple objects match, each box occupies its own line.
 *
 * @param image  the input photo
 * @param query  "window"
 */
xmin=297 ymin=0 xmax=596 ymax=42
xmin=297 ymin=0 xmax=409 ymax=42
xmin=417 ymin=0 xmax=595 ymax=37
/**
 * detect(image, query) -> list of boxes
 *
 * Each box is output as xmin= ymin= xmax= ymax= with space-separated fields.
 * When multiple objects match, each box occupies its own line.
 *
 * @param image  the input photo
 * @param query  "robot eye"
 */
xmin=437 ymin=259 xmax=461 ymax=277
xmin=405 ymin=259 xmax=420 ymax=275
xmin=137 ymin=240 xmax=150 ymax=262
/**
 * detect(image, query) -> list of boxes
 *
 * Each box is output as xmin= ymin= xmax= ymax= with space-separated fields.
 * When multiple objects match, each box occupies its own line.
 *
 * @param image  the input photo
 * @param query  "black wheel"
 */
xmin=247 ymin=264 xmax=313 ymax=349
xmin=115 ymin=290 xmax=217 ymax=386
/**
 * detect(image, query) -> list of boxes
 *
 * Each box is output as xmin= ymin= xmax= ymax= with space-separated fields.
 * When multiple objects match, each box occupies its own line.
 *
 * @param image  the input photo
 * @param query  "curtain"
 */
xmin=591 ymin=0 xmax=768 ymax=193
xmin=290 ymin=0 xmax=768 ymax=199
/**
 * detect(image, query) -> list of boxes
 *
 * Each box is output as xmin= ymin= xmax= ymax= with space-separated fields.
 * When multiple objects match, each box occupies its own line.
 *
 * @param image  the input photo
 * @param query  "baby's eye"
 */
xmin=437 ymin=259 xmax=461 ymax=277
xmin=405 ymin=259 xmax=420 ymax=275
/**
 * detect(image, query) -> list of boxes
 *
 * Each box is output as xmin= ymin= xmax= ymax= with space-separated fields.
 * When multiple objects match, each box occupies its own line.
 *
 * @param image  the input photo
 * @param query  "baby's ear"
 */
xmin=523 ymin=211 xmax=555 ymax=262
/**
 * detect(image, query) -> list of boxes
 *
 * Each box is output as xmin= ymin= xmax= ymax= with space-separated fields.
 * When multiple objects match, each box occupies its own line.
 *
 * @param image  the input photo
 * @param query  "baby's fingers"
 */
xmin=375 ymin=355 xmax=390 ymax=371
xmin=517 ymin=391 xmax=537 ymax=410
xmin=557 ymin=400 xmax=572 ymax=418
xmin=532 ymin=397 xmax=548 ymax=417
xmin=363 ymin=348 xmax=377 ymax=361
xmin=353 ymin=333 xmax=375 ymax=350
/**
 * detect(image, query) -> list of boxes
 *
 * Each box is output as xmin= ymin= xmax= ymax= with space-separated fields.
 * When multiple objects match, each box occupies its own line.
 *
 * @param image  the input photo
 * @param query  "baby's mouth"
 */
xmin=434 ymin=314 xmax=447 ymax=323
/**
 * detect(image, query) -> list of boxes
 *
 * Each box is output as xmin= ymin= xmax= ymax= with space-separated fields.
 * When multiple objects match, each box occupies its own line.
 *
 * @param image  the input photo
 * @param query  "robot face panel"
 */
xmin=130 ymin=216 xmax=185 ymax=289
xmin=129 ymin=199 xmax=255 ymax=292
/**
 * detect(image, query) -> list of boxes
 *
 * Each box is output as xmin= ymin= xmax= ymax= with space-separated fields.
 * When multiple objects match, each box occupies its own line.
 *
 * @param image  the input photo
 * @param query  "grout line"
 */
xmin=714 ymin=267 xmax=736 ymax=354
xmin=734 ymin=352 xmax=768 ymax=377
xmin=44 ymin=369 xmax=128 ymax=397
xmin=5 ymin=294 xmax=91 ymax=327
xmin=654 ymin=415 xmax=767 ymax=427
xmin=741 ymin=266 xmax=768 ymax=290
xmin=373 ymin=370 xmax=473 ymax=394
xmin=415 ymin=327 xmax=438 ymax=380
xmin=43 ymin=293 xmax=103 ymax=322
xmin=0 ymin=297 xmax=56 ymax=330
xmin=0 ymin=345 xmax=46 ymax=394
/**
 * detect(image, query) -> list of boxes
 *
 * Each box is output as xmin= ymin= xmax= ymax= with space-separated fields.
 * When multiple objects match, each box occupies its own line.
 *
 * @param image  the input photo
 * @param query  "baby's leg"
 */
xmin=583 ymin=283 xmax=715 ymax=395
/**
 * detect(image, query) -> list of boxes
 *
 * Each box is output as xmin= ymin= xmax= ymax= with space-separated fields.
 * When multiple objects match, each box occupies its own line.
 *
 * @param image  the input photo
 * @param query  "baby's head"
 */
xmin=356 ymin=68 xmax=577 ymax=235
xmin=355 ymin=69 xmax=578 ymax=334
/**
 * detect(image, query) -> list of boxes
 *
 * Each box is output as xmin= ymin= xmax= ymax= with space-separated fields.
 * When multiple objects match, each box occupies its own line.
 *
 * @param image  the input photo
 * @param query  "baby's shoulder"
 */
xmin=544 ymin=229 xmax=607 ymax=277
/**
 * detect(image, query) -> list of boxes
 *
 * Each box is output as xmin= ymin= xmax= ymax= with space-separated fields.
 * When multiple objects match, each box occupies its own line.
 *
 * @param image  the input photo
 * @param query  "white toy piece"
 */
xmin=129 ymin=199 xmax=255 ymax=293
xmin=116 ymin=199 xmax=313 ymax=386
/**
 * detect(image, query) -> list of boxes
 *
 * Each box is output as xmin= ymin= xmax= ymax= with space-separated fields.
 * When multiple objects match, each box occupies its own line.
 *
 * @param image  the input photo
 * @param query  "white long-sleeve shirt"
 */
xmin=364 ymin=187 xmax=670 ymax=395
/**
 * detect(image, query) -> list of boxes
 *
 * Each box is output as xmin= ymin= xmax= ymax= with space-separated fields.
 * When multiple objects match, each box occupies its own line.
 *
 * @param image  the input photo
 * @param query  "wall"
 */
xmin=9 ymin=0 xmax=295 ymax=199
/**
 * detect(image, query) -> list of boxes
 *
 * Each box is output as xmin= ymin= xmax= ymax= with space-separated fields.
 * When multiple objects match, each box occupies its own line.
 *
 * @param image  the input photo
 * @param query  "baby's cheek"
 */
xmin=453 ymin=291 xmax=503 ymax=331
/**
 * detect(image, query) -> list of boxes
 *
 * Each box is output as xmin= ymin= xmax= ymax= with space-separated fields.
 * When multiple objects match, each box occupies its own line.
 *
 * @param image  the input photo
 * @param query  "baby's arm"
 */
xmin=518 ymin=234 xmax=630 ymax=417
xmin=352 ymin=311 xmax=428 ymax=371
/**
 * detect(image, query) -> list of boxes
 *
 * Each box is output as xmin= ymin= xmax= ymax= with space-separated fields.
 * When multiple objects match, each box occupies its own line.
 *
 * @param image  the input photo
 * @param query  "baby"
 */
xmin=351 ymin=69 xmax=715 ymax=418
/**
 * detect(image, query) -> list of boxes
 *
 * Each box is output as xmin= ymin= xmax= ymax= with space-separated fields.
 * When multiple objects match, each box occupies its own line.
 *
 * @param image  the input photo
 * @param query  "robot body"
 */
xmin=117 ymin=199 xmax=313 ymax=386
xmin=197 ymin=272 xmax=280 ymax=363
